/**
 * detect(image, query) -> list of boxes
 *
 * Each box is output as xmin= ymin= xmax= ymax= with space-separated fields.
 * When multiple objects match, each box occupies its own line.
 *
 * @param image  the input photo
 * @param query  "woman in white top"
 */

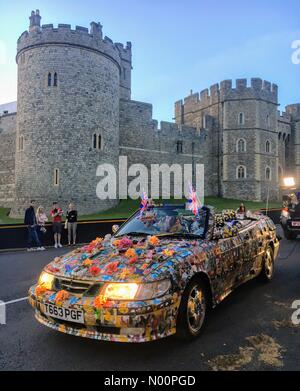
xmin=36 ymin=206 xmax=48 ymax=250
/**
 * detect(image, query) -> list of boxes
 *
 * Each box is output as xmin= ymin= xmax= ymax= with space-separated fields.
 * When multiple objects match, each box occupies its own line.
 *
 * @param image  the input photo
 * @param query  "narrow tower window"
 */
xmin=18 ymin=136 xmax=24 ymax=151
xmin=238 ymin=112 xmax=245 ymax=125
xmin=53 ymin=72 xmax=58 ymax=87
xmin=54 ymin=168 xmax=60 ymax=186
xmin=48 ymin=73 xmax=52 ymax=87
xmin=237 ymin=138 xmax=246 ymax=152
xmin=266 ymin=114 xmax=270 ymax=128
xmin=237 ymin=165 xmax=246 ymax=179
xmin=266 ymin=167 xmax=271 ymax=180
xmin=176 ymin=141 xmax=183 ymax=154
xmin=266 ymin=140 xmax=271 ymax=153
xmin=93 ymin=134 xmax=103 ymax=150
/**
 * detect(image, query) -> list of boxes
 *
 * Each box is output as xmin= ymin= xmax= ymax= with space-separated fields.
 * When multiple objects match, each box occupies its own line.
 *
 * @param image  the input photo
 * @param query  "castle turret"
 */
xmin=174 ymin=78 xmax=280 ymax=201
xmin=29 ymin=10 xmax=41 ymax=32
xmin=11 ymin=11 xmax=132 ymax=216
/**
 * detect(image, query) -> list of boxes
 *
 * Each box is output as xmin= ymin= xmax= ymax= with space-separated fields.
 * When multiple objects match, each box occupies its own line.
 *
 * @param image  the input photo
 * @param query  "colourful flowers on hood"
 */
xmin=89 ymin=265 xmax=101 ymax=276
xmin=83 ymin=259 xmax=93 ymax=267
xmin=114 ymin=237 xmax=133 ymax=250
xmin=106 ymin=261 xmax=119 ymax=274
xmin=148 ymin=236 xmax=160 ymax=246
xmin=125 ymin=248 xmax=136 ymax=258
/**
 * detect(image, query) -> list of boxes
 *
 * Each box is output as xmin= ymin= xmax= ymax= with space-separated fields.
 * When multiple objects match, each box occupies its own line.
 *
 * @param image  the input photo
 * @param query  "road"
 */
xmin=0 ymin=234 xmax=299 ymax=371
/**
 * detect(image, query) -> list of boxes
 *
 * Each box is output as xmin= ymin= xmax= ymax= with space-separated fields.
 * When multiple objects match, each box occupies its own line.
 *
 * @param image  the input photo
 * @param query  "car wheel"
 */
xmin=176 ymin=278 xmax=208 ymax=341
xmin=260 ymin=246 xmax=274 ymax=282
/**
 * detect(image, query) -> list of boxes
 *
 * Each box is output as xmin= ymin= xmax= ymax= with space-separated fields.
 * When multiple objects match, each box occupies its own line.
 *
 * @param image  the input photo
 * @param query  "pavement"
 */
xmin=0 ymin=233 xmax=299 ymax=371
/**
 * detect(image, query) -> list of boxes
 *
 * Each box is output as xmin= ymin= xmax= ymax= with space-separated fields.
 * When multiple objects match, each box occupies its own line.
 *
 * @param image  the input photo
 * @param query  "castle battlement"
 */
xmin=285 ymin=104 xmax=300 ymax=121
xmin=277 ymin=110 xmax=292 ymax=123
xmin=17 ymin=10 xmax=131 ymax=69
xmin=175 ymin=78 xmax=278 ymax=118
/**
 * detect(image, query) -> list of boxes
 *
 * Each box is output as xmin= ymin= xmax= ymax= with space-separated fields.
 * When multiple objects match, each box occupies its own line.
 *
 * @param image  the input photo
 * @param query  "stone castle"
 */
xmin=0 ymin=10 xmax=299 ymax=216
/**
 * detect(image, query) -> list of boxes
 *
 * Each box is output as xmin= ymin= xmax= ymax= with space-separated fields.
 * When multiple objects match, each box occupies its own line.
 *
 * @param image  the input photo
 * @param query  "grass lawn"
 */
xmin=0 ymin=197 xmax=281 ymax=225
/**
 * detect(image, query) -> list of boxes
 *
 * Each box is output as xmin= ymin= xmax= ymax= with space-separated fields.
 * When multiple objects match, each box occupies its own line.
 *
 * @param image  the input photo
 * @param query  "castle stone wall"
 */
xmin=119 ymin=99 xmax=215 ymax=197
xmin=0 ymin=113 xmax=16 ymax=207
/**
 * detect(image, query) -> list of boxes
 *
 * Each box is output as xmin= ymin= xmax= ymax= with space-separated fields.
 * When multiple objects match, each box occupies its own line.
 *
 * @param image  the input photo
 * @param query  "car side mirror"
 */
xmin=112 ymin=224 xmax=120 ymax=234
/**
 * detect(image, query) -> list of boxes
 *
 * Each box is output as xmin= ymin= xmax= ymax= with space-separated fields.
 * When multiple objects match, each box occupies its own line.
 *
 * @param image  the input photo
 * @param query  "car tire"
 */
xmin=260 ymin=245 xmax=274 ymax=282
xmin=176 ymin=278 xmax=208 ymax=341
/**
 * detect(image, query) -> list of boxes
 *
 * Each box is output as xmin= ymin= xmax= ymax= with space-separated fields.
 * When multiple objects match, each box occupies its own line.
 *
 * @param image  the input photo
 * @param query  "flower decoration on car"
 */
xmin=55 ymin=290 xmax=69 ymax=306
xmin=89 ymin=265 xmax=101 ymax=276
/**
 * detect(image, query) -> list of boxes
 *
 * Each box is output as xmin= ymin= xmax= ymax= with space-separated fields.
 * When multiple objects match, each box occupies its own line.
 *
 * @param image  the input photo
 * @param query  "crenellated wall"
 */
xmin=119 ymin=99 xmax=216 ymax=197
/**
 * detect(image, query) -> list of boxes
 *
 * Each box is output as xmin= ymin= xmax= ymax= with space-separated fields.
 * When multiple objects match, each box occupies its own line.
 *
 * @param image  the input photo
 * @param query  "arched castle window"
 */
xmin=53 ymin=72 xmax=58 ymax=87
xmin=48 ymin=73 xmax=52 ymax=87
xmin=93 ymin=134 xmax=103 ymax=150
xmin=18 ymin=136 xmax=24 ymax=152
xmin=238 ymin=112 xmax=245 ymax=125
xmin=265 ymin=140 xmax=271 ymax=153
xmin=176 ymin=140 xmax=183 ymax=154
xmin=278 ymin=132 xmax=281 ymax=140
xmin=236 ymin=165 xmax=246 ymax=179
xmin=265 ymin=167 xmax=271 ymax=180
xmin=47 ymin=72 xmax=58 ymax=87
xmin=54 ymin=168 xmax=60 ymax=186
xmin=236 ymin=138 xmax=246 ymax=153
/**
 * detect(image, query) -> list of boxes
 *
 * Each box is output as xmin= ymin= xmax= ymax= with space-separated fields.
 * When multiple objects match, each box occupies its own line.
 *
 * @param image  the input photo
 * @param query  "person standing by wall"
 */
xmin=66 ymin=203 xmax=78 ymax=246
xmin=50 ymin=202 xmax=63 ymax=248
xmin=24 ymin=200 xmax=43 ymax=251
xmin=36 ymin=206 xmax=48 ymax=250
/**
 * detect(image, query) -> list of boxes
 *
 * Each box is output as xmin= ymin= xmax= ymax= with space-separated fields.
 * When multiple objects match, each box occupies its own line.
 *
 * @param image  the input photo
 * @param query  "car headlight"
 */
xmin=102 ymin=280 xmax=171 ymax=301
xmin=38 ymin=271 xmax=55 ymax=290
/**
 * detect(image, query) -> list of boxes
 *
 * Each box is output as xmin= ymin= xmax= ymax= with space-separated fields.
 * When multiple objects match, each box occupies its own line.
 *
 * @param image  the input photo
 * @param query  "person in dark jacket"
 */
xmin=66 ymin=202 xmax=78 ymax=246
xmin=24 ymin=200 xmax=44 ymax=251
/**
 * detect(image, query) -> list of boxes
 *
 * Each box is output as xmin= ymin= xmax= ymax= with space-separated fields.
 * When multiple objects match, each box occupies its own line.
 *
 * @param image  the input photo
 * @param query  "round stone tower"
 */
xmin=11 ymin=10 xmax=132 ymax=216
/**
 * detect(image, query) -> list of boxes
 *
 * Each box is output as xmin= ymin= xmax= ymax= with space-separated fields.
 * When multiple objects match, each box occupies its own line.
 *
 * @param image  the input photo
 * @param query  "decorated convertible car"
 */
xmin=29 ymin=204 xmax=280 ymax=343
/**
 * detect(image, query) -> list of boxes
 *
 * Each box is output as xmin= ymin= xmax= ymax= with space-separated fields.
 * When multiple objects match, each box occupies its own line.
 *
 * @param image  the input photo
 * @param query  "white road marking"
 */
xmin=0 ymin=297 xmax=28 ymax=306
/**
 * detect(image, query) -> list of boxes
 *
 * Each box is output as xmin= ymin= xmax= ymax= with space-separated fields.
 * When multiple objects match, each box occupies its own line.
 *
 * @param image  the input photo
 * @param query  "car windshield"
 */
xmin=115 ymin=205 xmax=211 ymax=239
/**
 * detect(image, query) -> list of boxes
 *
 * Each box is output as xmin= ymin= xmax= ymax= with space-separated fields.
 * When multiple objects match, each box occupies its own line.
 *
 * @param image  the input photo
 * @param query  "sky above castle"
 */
xmin=1 ymin=0 xmax=300 ymax=122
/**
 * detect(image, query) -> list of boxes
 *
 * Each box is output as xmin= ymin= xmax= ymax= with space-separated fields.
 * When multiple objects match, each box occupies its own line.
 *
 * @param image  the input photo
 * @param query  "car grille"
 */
xmin=54 ymin=277 xmax=93 ymax=295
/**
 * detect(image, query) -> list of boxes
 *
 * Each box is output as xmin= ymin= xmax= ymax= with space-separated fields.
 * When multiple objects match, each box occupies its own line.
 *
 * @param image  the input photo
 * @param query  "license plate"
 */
xmin=292 ymin=222 xmax=300 ymax=227
xmin=43 ymin=303 xmax=84 ymax=324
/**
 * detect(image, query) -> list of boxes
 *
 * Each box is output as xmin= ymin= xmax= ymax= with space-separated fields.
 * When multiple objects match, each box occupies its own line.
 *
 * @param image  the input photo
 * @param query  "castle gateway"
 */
xmin=0 ymin=10 xmax=299 ymax=216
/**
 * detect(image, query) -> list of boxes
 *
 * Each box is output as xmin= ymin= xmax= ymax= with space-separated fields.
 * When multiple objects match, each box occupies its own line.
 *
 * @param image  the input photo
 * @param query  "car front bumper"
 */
xmin=28 ymin=285 xmax=180 ymax=343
